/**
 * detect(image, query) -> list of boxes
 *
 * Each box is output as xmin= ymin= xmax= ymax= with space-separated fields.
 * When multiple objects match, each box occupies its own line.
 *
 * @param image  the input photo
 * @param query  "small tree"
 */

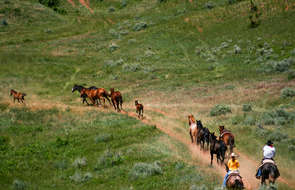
xmin=249 ymin=0 xmax=261 ymax=28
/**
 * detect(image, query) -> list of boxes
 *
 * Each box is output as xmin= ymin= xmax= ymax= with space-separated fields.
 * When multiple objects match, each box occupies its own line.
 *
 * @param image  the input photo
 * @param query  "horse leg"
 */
xmin=210 ymin=152 xmax=213 ymax=165
xmin=261 ymin=176 xmax=266 ymax=185
xmin=116 ymin=102 xmax=120 ymax=112
xmin=141 ymin=109 xmax=143 ymax=118
xmin=217 ymin=152 xmax=220 ymax=164
xmin=190 ymin=131 xmax=193 ymax=143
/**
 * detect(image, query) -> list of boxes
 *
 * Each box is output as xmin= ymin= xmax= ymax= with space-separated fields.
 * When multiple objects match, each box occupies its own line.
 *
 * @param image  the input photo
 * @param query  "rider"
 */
xmin=256 ymin=140 xmax=276 ymax=179
xmin=223 ymin=152 xmax=240 ymax=187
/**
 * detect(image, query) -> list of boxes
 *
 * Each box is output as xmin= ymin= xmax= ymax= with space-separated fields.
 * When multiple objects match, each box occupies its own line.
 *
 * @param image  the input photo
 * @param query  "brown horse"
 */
xmin=219 ymin=126 xmax=235 ymax=154
xmin=10 ymin=89 xmax=26 ymax=104
xmin=188 ymin=115 xmax=198 ymax=144
xmin=135 ymin=100 xmax=144 ymax=118
xmin=226 ymin=172 xmax=244 ymax=189
xmin=110 ymin=88 xmax=123 ymax=112
xmin=80 ymin=88 xmax=111 ymax=106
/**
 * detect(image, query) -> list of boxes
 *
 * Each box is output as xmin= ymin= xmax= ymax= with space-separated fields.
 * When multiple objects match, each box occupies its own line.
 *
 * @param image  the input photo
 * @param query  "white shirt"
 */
xmin=263 ymin=145 xmax=276 ymax=159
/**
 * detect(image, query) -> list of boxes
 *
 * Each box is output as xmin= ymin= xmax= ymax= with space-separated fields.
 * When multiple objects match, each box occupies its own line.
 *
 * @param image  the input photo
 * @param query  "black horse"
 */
xmin=209 ymin=132 xmax=227 ymax=165
xmin=196 ymin=120 xmax=210 ymax=150
xmin=72 ymin=84 xmax=98 ymax=105
xmin=260 ymin=163 xmax=280 ymax=185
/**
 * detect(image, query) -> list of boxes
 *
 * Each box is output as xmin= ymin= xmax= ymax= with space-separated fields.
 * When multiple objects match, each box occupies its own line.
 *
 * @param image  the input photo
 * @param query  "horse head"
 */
xmin=135 ymin=100 xmax=139 ymax=106
xmin=10 ymin=89 xmax=15 ymax=96
xmin=188 ymin=115 xmax=195 ymax=126
xmin=219 ymin=125 xmax=225 ymax=132
xmin=110 ymin=88 xmax=115 ymax=94
xmin=197 ymin=120 xmax=203 ymax=129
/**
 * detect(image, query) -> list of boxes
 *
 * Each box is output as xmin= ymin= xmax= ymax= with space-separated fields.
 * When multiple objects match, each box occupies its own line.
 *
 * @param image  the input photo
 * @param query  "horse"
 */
xmin=80 ymin=88 xmax=111 ymax=106
xmin=196 ymin=120 xmax=210 ymax=150
xmin=219 ymin=125 xmax=235 ymax=155
xmin=260 ymin=162 xmax=280 ymax=185
xmin=226 ymin=173 xmax=244 ymax=189
xmin=188 ymin=115 xmax=198 ymax=144
xmin=209 ymin=132 xmax=227 ymax=165
xmin=72 ymin=84 xmax=98 ymax=105
xmin=10 ymin=89 xmax=26 ymax=104
xmin=110 ymin=88 xmax=123 ymax=112
xmin=135 ymin=100 xmax=144 ymax=119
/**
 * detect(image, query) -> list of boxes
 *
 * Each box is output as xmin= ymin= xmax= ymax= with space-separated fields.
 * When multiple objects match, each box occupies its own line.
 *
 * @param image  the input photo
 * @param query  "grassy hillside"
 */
xmin=0 ymin=0 xmax=295 ymax=189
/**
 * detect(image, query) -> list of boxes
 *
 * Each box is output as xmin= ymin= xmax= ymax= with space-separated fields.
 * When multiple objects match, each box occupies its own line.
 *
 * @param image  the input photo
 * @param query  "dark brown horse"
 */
xmin=219 ymin=126 xmax=235 ymax=155
xmin=260 ymin=162 xmax=280 ymax=185
xmin=196 ymin=120 xmax=210 ymax=150
xmin=209 ymin=132 xmax=227 ymax=165
xmin=10 ymin=89 xmax=26 ymax=104
xmin=110 ymin=88 xmax=123 ymax=112
xmin=135 ymin=100 xmax=144 ymax=119
xmin=226 ymin=172 xmax=244 ymax=189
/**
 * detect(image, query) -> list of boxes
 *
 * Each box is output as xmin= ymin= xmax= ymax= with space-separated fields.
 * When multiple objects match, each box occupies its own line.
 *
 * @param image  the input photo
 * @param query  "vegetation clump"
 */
xmin=133 ymin=22 xmax=147 ymax=31
xmin=242 ymin=104 xmax=252 ymax=112
xmin=69 ymin=171 xmax=92 ymax=183
xmin=72 ymin=157 xmax=87 ymax=168
xmin=260 ymin=109 xmax=295 ymax=125
xmin=281 ymin=87 xmax=295 ymax=98
xmin=12 ymin=179 xmax=26 ymax=190
xmin=129 ymin=161 xmax=162 ymax=179
xmin=95 ymin=150 xmax=123 ymax=170
xmin=210 ymin=104 xmax=231 ymax=116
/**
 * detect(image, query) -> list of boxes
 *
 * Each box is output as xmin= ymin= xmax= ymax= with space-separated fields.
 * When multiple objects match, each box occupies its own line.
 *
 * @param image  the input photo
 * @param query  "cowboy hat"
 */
xmin=230 ymin=152 xmax=237 ymax=157
xmin=267 ymin=140 xmax=273 ymax=146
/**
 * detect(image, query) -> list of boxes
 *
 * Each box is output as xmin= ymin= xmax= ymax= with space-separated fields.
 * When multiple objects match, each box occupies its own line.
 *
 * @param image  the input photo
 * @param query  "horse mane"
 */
xmin=10 ymin=89 xmax=16 ymax=93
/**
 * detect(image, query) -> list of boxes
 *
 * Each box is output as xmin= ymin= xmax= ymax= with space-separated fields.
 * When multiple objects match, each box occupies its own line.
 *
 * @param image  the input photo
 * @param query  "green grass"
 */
xmin=0 ymin=105 xmax=219 ymax=189
xmin=1 ymin=0 xmax=295 ymax=188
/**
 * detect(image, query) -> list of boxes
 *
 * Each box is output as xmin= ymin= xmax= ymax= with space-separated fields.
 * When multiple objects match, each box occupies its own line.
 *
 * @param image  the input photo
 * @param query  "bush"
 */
xmin=244 ymin=115 xmax=256 ymax=125
xmin=129 ymin=161 xmax=162 ymax=179
xmin=53 ymin=160 xmax=68 ymax=170
xmin=12 ymin=179 xmax=26 ymax=190
xmin=122 ymin=63 xmax=140 ymax=72
xmin=281 ymin=88 xmax=295 ymax=98
xmin=288 ymin=145 xmax=295 ymax=152
xmin=95 ymin=134 xmax=113 ymax=143
xmin=95 ymin=150 xmax=123 ymax=170
xmin=287 ymin=70 xmax=295 ymax=80
xmin=72 ymin=157 xmax=87 ymax=168
xmin=242 ymin=104 xmax=252 ymax=112
xmin=109 ymin=43 xmax=119 ymax=52
xmin=204 ymin=2 xmax=214 ymax=9
xmin=108 ymin=7 xmax=115 ymax=12
xmin=0 ymin=136 xmax=10 ymax=151
xmin=133 ymin=22 xmax=147 ymax=31
xmin=234 ymin=45 xmax=241 ymax=54
xmin=69 ymin=171 xmax=92 ymax=183
xmin=39 ymin=0 xmax=59 ymax=8
xmin=210 ymin=104 xmax=231 ymax=116
xmin=260 ymin=112 xmax=275 ymax=125
xmin=231 ymin=115 xmax=243 ymax=125
xmin=260 ymin=58 xmax=294 ymax=73
xmin=268 ymin=130 xmax=288 ymax=142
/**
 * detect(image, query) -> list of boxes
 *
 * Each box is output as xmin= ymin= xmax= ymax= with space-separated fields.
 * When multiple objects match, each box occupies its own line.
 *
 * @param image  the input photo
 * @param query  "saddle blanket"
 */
xmin=219 ymin=130 xmax=233 ymax=138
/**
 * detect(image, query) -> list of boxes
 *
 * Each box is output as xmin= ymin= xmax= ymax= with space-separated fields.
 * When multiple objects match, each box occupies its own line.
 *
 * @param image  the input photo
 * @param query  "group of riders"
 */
xmin=223 ymin=140 xmax=279 ymax=188
xmin=188 ymin=115 xmax=280 ymax=189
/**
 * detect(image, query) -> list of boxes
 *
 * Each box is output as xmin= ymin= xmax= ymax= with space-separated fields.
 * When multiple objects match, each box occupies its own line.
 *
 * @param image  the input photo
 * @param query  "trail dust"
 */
xmin=3 ymin=97 xmax=295 ymax=189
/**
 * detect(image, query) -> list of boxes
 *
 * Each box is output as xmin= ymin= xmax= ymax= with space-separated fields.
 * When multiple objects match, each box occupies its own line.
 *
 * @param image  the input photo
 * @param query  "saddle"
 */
xmin=226 ymin=170 xmax=242 ymax=184
xmin=258 ymin=159 xmax=276 ymax=169
xmin=219 ymin=130 xmax=233 ymax=138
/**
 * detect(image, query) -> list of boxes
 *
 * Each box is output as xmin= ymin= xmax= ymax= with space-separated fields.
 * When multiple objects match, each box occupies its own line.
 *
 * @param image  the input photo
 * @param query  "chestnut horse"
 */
xmin=10 ymin=89 xmax=26 ymax=104
xmin=80 ymin=88 xmax=111 ymax=106
xmin=219 ymin=126 xmax=235 ymax=154
xmin=110 ymin=88 xmax=123 ymax=112
xmin=188 ymin=115 xmax=198 ymax=144
xmin=225 ymin=172 xmax=244 ymax=189
xmin=135 ymin=100 xmax=144 ymax=118
xmin=72 ymin=84 xmax=97 ymax=105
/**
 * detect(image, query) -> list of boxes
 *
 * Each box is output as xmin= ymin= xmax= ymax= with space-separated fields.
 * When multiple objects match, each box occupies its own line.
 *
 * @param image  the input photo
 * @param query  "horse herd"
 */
xmin=9 ymin=88 xmax=281 ymax=188
xmin=188 ymin=115 xmax=235 ymax=166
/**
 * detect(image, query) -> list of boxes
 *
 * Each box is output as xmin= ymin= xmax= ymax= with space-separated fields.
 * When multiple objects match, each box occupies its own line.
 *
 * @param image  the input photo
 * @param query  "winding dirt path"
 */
xmin=3 ymin=98 xmax=295 ymax=189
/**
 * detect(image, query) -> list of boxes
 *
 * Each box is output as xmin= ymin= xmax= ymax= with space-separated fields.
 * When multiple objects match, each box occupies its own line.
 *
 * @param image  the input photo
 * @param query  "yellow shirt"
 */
xmin=227 ymin=159 xmax=240 ymax=171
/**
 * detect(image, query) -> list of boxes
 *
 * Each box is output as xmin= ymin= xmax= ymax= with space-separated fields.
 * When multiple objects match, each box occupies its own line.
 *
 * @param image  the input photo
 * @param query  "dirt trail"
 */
xmin=4 ymin=99 xmax=295 ymax=189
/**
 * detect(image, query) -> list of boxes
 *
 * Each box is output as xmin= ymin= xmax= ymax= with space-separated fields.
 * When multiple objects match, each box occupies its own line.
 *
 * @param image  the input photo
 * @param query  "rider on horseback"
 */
xmin=223 ymin=152 xmax=240 ymax=187
xmin=256 ymin=140 xmax=276 ymax=179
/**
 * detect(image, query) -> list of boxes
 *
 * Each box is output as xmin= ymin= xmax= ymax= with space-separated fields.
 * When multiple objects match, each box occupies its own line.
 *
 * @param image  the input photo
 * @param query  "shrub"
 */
xmin=287 ymin=70 xmax=295 ymax=80
xmin=94 ymin=134 xmax=113 ymax=143
xmin=242 ymin=104 xmax=252 ymax=112
xmin=288 ymin=145 xmax=295 ymax=152
xmin=53 ymin=160 xmax=68 ymax=170
xmin=129 ymin=161 xmax=162 ymax=179
xmin=109 ymin=43 xmax=119 ymax=52
xmin=260 ymin=58 xmax=294 ymax=73
xmin=55 ymin=137 xmax=69 ymax=147
xmin=281 ymin=88 xmax=295 ymax=98
xmin=69 ymin=171 xmax=92 ymax=183
xmin=39 ymin=0 xmax=59 ymax=8
xmin=12 ymin=179 xmax=26 ymax=190
xmin=0 ymin=136 xmax=10 ymax=151
xmin=133 ymin=22 xmax=147 ymax=31
xmin=260 ymin=112 xmax=275 ymax=125
xmin=72 ymin=157 xmax=87 ymax=168
xmin=108 ymin=7 xmax=115 ymax=12
xmin=122 ymin=63 xmax=140 ymax=72
xmin=2 ymin=19 xmax=8 ymax=26
xmin=204 ymin=2 xmax=214 ymax=9
xmin=249 ymin=0 xmax=261 ymax=28
xmin=175 ymin=161 xmax=185 ymax=170
xmin=234 ymin=45 xmax=241 ymax=54
xmin=268 ymin=130 xmax=288 ymax=142
xmin=210 ymin=104 xmax=231 ymax=116
xmin=95 ymin=151 xmax=123 ymax=170
xmin=244 ymin=115 xmax=256 ymax=125
xmin=231 ymin=115 xmax=243 ymax=125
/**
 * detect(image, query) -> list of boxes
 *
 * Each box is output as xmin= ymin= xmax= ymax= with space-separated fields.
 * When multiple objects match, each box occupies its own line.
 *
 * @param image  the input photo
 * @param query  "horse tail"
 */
xmin=229 ymin=135 xmax=235 ymax=153
xmin=22 ymin=93 xmax=27 ymax=96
